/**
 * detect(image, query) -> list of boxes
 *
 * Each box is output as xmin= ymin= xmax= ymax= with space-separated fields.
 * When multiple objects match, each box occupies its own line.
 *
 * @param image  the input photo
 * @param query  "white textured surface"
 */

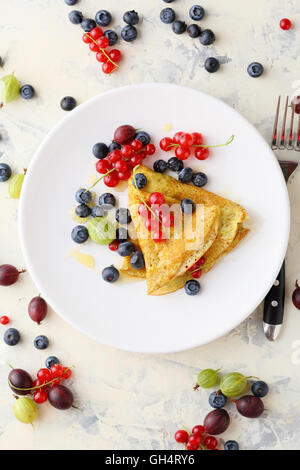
xmin=1 ymin=0 xmax=300 ymax=450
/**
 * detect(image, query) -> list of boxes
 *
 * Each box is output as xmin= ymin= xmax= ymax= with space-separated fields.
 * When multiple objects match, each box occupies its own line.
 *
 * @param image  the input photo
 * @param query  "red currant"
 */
xmin=131 ymin=140 xmax=143 ymax=151
xmin=122 ymin=145 xmax=135 ymax=158
xmin=149 ymin=192 xmax=166 ymax=206
xmin=138 ymin=149 xmax=147 ymax=159
xmin=50 ymin=364 xmax=63 ymax=379
xmin=109 ymin=49 xmax=122 ymax=63
xmin=203 ymin=436 xmax=218 ymax=450
xmin=37 ymin=368 xmax=52 ymax=384
xmin=186 ymin=435 xmax=201 ymax=450
xmin=145 ymin=143 xmax=156 ymax=155
xmin=97 ymin=36 xmax=110 ymax=49
xmin=104 ymin=172 xmax=119 ymax=187
xmin=90 ymin=27 xmax=103 ymax=40
xmin=191 ymin=425 xmax=205 ymax=436
xmin=192 ymin=269 xmax=202 ymax=279
xmin=102 ymin=61 xmax=117 ymax=74
xmin=174 ymin=430 xmax=189 ymax=444
xmin=190 ymin=132 xmax=203 ymax=145
xmin=89 ymin=42 xmax=100 ymax=53
xmin=0 ymin=315 xmax=9 ymax=325
xmin=129 ymin=154 xmax=143 ymax=167
xmin=96 ymin=51 xmax=108 ymax=63
xmin=62 ymin=367 xmax=72 ymax=380
xmin=138 ymin=204 xmax=150 ymax=218
xmin=82 ymin=33 xmax=92 ymax=44
xmin=179 ymin=133 xmax=193 ymax=148
xmin=160 ymin=137 xmax=173 ymax=151
xmin=114 ymin=159 xmax=128 ymax=173
xmin=96 ymin=159 xmax=112 ymax=174
xmin=152 ymin=229 xmax=166 ymax=242
xmin=162 ymin=213 xmax=174 ymax=227
xmin=145 ymin=217 xmax=160 ymax=232
xmin=108 ymin=149 xmax=122 ymax=163
xmin=189 ymin=257 xmax=205 ymax=271
xmin=32 ymin=378 xmax=43 ymax=391
xmin=173 ymin=132 xmax=184 ymax=144
xmin=118 ymin=170 xmax=131 ymax=181
xmin=175 ymin=146 xmax=191 ymax=160
xmin=194 ymin=147 xmax=210 ymax=160
xmin=280 ymin=18 xmax=292 ymax=30
xmin=33 ymin=389 xmax=48 ymax=404
xmin=109 ymin=240 xmax=120 ymax=251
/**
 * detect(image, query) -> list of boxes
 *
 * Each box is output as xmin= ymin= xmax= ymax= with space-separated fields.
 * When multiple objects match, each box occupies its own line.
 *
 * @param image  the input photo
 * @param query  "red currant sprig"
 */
xmin=83 ymin=28 xmax=121 ymax=74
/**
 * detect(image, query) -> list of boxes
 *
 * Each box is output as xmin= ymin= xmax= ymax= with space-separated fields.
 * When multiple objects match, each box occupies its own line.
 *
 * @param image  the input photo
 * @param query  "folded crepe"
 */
xmin=128 ymin=186 xmax=220 ymax=294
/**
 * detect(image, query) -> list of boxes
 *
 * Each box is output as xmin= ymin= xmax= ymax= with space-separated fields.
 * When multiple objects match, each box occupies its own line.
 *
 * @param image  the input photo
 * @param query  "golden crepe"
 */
xmin=120 ymin=165 xmax=249 ymax=295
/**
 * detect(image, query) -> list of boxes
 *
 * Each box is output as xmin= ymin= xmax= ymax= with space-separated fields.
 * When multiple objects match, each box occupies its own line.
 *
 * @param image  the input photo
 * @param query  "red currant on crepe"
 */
xmin=138 ymin=204 xmax=150 ymax=218
xmin=174 ymin=430 xmax=189 ymax=444
xmin=97 ymin=36 xmax=110 ymax=49
xmin=145 ymin=143 xmax=156 ymax=155
xmin=175 ymin=146 xmax=191 ymax=160
xmin=179 ymin=133 xmax=193 ymax=148
xmin=122 ymin=145 xmax=134 ymax=158
xmin=89 ymin=42 xmax=100 ymax=53
xmin=37 ymin=368 xmax=51 ymax=384
xmin=160 ymin=137 xmax=173 ymax=151
xmin=104 ymin=172 xmax=119 ymax=187
xmin=0 ymin=315 xmax=9 ymax=325
xmin=152 ymin=229 xmax=166 ymax=243
xmin=280 ymin=18 xmax=292 ymax=30
xmin=192 ymin=269 xmax=202 ymax=279
xmin=109 ymin=240 xmax=120 ymax=251
xmin=131 ymin=139 xmax=143 ymax=151
xmin=109 ymin=49 xmax=122 ymax=63
xmin=189 ymin=257 xmax=205 ymax=271
xmin=194 ymin=147 xmax=210 ymax=160
xmin=191 ymin=132 xmax=203 ymax=145
xmin=149 ymin=192 xmax=166 ymax=205
xmin=145 ymin=217 xmax=160 ymax=232
xmin=186 ymin=434 xmax=201 ymax=450
xmin=203 ymin=436 xmax=218 ymax=450
xmin=192 ymin=425 xmax=205 ymax=436
xmin=33 ymin=389 xmax=48 ymax=404
xmin=118 ymin=170 xmax=131 ymax=181
xmin=162 ymin=213 xmax=174 ymax=227
xmin=96 ymin=159 xmax=112 ymax=174
xmin=102 ymin=62 xmax=117 ymax=74
xmin=108 ymin=149 xmax=122 ymax=163
xmin=89 ymin=27 xmax=103 ymax=40
xmin=82 ymin=33 xmax=92 ymax=44
xmin=96 ymin=51 xmax=108 ymax=63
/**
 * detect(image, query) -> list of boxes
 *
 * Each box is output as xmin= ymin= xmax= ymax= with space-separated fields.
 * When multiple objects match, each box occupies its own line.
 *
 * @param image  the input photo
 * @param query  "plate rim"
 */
xmin=19 ymin=83 xmax=291 ymax=353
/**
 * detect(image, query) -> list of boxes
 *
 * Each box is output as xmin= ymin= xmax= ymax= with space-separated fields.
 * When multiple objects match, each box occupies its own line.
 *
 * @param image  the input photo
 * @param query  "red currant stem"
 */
xmin=86 ymin=168 xmax=115 ymax=191
xmin=168 ymin=134 xmax=235 ymax=150
xmin=199 ymin=444 xmax=206 ymax=451
xmin=86 ymin=34 xmax=119 ymax=72
xmin=72 ymin=404 xmax=81 ymax=410
xmin=193 ymin=383 xmax=199 ymax=391
xmin=8 ymin=367 xmax=74 ymax=392
xmin=295 ymin=279 xmax=299 ymax=288
xmin=7 ymin=363 xmax=14 ymax=369
xmin=246 ymin=376 xmax=259 ymax=380
xmin=18 ymin=269 xmax=26 ymax=274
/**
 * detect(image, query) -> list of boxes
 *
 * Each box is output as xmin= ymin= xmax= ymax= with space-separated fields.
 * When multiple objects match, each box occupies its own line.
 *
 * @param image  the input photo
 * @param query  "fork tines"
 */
xmin=271 ymin=96 xmax=300 ymax=151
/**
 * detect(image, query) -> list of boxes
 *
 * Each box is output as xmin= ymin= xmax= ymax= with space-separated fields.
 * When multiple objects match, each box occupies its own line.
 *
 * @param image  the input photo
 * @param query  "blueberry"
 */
xmin=116 ymin=227 xmax=128 ymax=242
xmin=153 ymin=159 xmax=167 ymax=173
xmin=209 ymin=391 xmax=227 ymax=409
xmin=172 ymin=20 xmax=187 ymax=34
xmin=116 ymin=208 xmax=131 ymax=225
xmin=64 ymin=0 xmax=77 ymax=5
xmin=76 ymin=188 xmax=92 ymax=204
xmin=75 ymin=204 xmax=92 ymax=218
xmin=108 ymin=141 xmax=121 ymax=153
xmin=45 ymin=356 xmax=59 ymax=369
xmin=20 ymin=84 xmax=35 ymax=100
xmin=185 ymin=280 xmax=200 ymax=296
xmin=123 ymin=10 xmax=139 ymax=26
xmin=130 ymin=251 xmax=145 ymax=270
xmin=0 ymin=163 xmax=12 ymax=182
xmin=160 ymin=8 xmax=176 ymax=24
xmin=95 ymin=10 xmax=112 ymax=27
xmin=204 ymin=57 xmax=220 ymax=73
xmin=189 ymin=5 xmax=205 ymax=21
xmin=0 ymin=56 xmax=3 ymax=67
xmin=68 ymin=10 xmax=83 ymax=24
xmin=180 ymin=198 xmax=195 ymax=214
xmin=187 ymin=24 xmax=201 ymax=38
xmin=4 ymin=328 xmax=20 ymax=346
xmin=178 ymin=167 xmax=194 ymax=183
xmin=132 ymin=173 xmax=147 ymax=189
xmin=121 ymin=25 xmax=138 ymax=42
xmin=251 ymin=381 xmax=269 ymax=398
xmin=167 ymin=157 xmax=184 ymax=172
xmin=163 ymin=0 xmax=175 ymax=2
xmin=135 ymin=131 xmax=151 ymax=147
xmin=99 ymin=192 xmax=116 ymax=209
xmin=34 ymin=335 xmax=49 ymax=350
xmin=224 ymin=440 xmax=239 ymax=451
xmin=102 ymin=265 xmax=119 ymax=283
xmin=118 ymin=241 xmax=135 ymax=257
xmin=247 ymin=62 xmax=264 ymax=78
xmin=81 ymin=18 xmax=97 ymax=32
xmin=199 ymin=29 xmax=215 ymax=45
xmin=91 ymin=205 xmax=105 ymax=218
xmin=71 ymin=225 xmax=89 ymax=243
xmin=192 ymin=172 xmax=207 ymax=187
xmin=92 ymin=142 xmax=109 ymax=159
xmin=104 ymin=30 xmax=119 ymax=46
xmin=60 ymin=96 xmax=77 ymax=111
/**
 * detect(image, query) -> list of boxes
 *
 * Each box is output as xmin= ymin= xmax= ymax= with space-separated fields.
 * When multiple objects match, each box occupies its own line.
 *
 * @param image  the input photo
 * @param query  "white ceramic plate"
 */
xmin=19 ymin=83 xmax=290 ymax=353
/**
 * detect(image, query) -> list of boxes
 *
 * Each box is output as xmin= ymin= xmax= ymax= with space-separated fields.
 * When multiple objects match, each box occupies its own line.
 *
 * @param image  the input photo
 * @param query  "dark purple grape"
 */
xmin=236 ymin=395 xmax=264 ymax=418
xmin=0 ymin=264 xmax=24 ymax=286
xmin=28 ymin=296 xmax=48 ymax=324
xmin=8 ymin=369 xmax=33 ymax=396
xmin=48 ymin=385 xmax=73 ymax=410
xmin=204 ymin=409 xmax=230 ymax=435
xmin=113 ymin=125 xmax=136 ymax=145
xmin=292 ymin=280 xmax=300 ymax=310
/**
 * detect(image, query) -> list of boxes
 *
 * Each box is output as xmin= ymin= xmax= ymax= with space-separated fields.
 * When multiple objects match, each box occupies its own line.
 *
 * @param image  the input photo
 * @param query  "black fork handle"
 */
xmin=263 ymin=262 xmax=285 ymax=326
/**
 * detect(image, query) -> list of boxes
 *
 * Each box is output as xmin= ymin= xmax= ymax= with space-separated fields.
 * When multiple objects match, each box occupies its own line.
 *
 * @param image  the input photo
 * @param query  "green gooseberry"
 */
xmin=13 ymin=397 xmax=38 ymax=424
xmin=0 ymin=73 xmax=20 ymax=103
xmin=8 ymin=173 xmax=25 ymax=199
xmin=88 ymin=217 xmax=115 ymax=245
xmin=220 ymin=372 xmax=248 ymax=397
xmin=196 ymin=368 xmax=220 ymax=389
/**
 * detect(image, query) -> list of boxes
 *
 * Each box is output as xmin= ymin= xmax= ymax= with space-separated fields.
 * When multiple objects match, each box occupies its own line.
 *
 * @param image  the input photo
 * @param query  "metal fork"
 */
xmin=263 ymin=96 xmax=299 ymax=341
